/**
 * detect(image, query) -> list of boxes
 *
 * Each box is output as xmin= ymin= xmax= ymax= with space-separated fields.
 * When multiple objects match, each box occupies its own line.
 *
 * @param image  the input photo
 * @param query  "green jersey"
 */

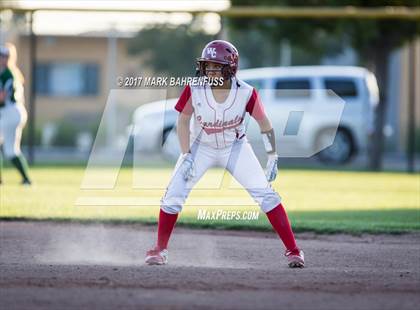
xmin=0 ymin=67 xmax=16 ymax=108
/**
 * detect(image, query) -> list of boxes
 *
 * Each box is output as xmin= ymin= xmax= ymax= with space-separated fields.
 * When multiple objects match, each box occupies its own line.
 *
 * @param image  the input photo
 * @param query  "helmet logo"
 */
xmin=207 ymin=47 xmax=216 ymax=58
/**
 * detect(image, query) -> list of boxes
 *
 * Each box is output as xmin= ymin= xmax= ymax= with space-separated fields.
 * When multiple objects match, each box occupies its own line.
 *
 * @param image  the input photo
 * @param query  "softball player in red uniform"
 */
xmin=145 ymin=40 xmax=304 ymax=268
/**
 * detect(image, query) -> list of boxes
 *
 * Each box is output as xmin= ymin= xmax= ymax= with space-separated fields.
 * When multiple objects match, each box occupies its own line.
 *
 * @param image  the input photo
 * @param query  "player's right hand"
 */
xmin=265 ymin=153 xmax=278 ymax=182
xmin=180 ymin=152 xmax=195 ymax=181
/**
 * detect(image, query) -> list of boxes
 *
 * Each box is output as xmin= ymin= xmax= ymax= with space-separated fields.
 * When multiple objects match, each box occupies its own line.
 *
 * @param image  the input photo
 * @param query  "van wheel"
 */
xmin=316 ymin=128 xmax=355 ymax=164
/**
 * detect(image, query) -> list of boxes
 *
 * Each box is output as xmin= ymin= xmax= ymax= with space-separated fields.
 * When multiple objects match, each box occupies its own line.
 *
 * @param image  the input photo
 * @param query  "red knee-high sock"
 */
xmin=266 ymin=203 xmax=298 ymax=253
xmin=157 ymin=209 xmax=178 ymax=250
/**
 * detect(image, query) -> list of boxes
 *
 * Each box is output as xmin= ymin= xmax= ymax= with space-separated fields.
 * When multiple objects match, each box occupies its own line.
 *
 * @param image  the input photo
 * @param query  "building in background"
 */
xmin=16 ymin=32 xmax=143 ymax=123
xmin=6 ymin=32 xmax=160 ymax=151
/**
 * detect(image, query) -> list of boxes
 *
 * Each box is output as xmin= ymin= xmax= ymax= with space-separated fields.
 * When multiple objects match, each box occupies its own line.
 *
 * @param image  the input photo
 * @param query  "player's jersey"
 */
xmin=175 ymin=77 xmax=266 ymax=149
xmin=0 ymin=67 xmax=21 ymax=108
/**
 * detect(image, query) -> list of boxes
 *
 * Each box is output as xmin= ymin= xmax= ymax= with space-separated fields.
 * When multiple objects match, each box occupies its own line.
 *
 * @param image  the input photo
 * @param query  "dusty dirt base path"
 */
xmin=0 ymin=221 xmax=419 ymax=310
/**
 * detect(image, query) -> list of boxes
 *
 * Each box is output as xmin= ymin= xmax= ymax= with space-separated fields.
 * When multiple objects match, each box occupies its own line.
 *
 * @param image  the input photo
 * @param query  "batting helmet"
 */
xmin=196 ymin=40 xmax=239 ymax=79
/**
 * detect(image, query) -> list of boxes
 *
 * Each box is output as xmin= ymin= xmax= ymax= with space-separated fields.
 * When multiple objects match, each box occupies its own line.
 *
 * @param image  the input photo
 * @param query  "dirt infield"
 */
xmin=0 ymin=221 xmax=419 ymax=310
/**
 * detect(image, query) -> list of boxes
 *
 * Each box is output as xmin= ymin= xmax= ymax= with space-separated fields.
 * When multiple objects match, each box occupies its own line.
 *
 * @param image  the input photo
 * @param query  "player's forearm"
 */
xmin=257 ymin=115 xmax=272 ymax=132
xmin=177 ymin=115 xmax=191 ymax=154
xmin=257 ymin=116 xmax=277 ymax=154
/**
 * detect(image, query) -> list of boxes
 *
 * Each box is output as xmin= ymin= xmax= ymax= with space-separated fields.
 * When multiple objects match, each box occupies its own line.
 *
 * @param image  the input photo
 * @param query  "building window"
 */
xmin=36 ymin=63 xmax=99 ymax=96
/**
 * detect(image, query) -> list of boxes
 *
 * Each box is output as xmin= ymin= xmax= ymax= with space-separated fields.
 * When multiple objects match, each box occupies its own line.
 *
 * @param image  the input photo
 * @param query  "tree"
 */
xmin=128 ymin=23 xmax=215 ymax=77
xmin=227 ymin=26 xmax=342 ymax=67
xmin=230 ymin=0 xmax=420 ymax=170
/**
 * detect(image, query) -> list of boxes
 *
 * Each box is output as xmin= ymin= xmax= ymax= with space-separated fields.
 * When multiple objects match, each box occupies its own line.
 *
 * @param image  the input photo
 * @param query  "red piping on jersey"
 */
xmin=222 ymin=84 xmax=239 ymax=146
xmin=203 ymin=84 xmax=219 ymax=148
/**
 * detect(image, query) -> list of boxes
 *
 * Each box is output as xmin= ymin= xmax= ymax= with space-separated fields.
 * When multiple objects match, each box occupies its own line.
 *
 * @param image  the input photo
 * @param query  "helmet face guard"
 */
xmin=195 ymin=40 xmax=239 ymax=80
xmin=195 ymin=61 xmax=232 ymax=80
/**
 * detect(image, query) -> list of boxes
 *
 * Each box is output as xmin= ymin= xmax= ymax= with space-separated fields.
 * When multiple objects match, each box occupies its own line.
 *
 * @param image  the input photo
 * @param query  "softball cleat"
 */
xmin=285 ymin=249 xmax=305 ymax=268
xmin=145 ymin=247 xmax=168 ymax=265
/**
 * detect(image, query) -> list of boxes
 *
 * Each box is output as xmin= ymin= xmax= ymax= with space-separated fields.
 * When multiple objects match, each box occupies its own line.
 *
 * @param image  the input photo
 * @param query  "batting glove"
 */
xmin=180 ymin=152 xmax=195 ymax=182
xmin=265 ymin=153 xmax=278 ymax=182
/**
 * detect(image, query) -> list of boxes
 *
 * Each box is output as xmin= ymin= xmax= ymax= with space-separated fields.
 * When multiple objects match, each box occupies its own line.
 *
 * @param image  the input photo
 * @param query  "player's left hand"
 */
xmin=265 ymin=153 xmax=278 ymax=182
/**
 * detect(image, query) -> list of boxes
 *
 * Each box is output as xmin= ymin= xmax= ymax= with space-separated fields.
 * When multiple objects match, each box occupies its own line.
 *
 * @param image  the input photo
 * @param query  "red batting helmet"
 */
xmin=196 ymin=40 xmax=239 ymax=79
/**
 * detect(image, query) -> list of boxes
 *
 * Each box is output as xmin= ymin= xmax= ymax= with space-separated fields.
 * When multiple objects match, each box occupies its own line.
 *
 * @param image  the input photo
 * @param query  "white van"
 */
xmin=132 ymin=66 xmax=379 ymax=164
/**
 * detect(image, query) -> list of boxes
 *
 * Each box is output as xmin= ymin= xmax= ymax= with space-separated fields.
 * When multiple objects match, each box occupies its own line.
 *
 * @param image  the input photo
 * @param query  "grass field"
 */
xmin=1 ymin=165 xmax=419 ymax=234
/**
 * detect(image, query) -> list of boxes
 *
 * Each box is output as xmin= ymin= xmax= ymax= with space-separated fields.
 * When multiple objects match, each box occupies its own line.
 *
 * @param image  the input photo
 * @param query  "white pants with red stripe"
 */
xmin=161 ymin=137 xmax=281 ymax=214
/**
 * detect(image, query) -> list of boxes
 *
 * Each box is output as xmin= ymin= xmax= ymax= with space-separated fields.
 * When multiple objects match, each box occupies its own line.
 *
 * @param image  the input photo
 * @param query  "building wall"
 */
xmin=17 ymin=35 xmax=137 ymax=123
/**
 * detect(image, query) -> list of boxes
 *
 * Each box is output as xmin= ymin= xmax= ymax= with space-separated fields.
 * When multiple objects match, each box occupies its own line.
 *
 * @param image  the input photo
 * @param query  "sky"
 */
xmin=1 ymin=0 xmax=230 ymax=35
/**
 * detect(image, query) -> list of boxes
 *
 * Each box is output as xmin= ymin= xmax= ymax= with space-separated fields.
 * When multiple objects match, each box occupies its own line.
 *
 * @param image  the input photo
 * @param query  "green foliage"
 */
xmin=230 ymin=0 xmax=420 ymax=67
xmin=21 ymin=126 xmax=42 ymax=146
xmin=128 ymin=23 xmax=216 ymax=77
xmin=51 ymin=122 xmax=76 ymax=146
xmin=51 ymin=117 xmax=100 ymax=147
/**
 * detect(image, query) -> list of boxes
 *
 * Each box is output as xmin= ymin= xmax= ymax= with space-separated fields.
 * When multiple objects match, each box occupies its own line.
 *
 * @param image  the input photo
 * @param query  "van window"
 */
xmin=324 ymin=78 xmax=358 ymax=98
xmin=244 ymin=79 xmax=264 ymax=90
xmin=275 ymin=79 xmax=311 ymax=98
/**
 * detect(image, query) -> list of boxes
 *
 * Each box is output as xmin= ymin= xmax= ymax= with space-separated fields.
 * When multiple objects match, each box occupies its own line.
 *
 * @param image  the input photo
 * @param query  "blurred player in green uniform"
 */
xmin=0 ymin=43 xmax=31 ymax=185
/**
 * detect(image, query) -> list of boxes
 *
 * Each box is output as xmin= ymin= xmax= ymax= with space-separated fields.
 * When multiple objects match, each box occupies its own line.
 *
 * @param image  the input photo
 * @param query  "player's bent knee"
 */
xmin=261 ymin=193 xmax=282 ymax=213
xmin=248 ymin=189 xmax=281 ymax=213
xmin=247 ymin=188 xmax=281 ymax=213
xmin=161 ymin=204 xmax=182 ymax=214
